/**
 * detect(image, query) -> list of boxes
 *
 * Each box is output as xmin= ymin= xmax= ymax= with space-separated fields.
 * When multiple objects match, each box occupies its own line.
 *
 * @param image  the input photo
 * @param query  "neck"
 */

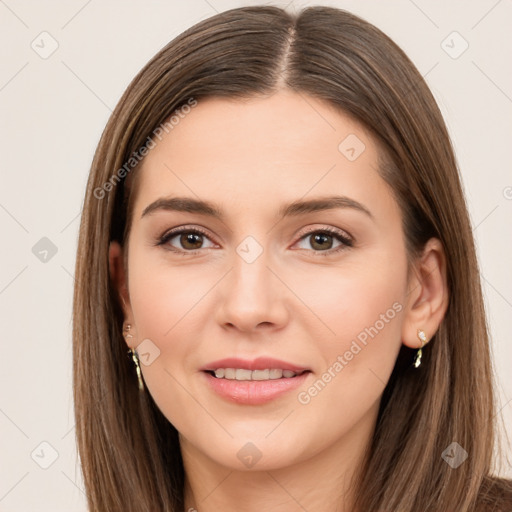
xmin=180 ymin=406 xmax=377 ymax=512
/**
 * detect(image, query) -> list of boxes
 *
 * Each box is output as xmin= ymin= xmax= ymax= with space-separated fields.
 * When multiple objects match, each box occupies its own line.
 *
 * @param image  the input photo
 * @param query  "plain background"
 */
xmin=0 ymin=0 xmax=511 ymax=510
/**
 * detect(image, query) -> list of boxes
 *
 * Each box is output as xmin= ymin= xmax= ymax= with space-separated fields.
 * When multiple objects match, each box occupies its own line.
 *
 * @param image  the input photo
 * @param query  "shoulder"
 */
xmin=475 ymin=476 xmax=512 ymax=512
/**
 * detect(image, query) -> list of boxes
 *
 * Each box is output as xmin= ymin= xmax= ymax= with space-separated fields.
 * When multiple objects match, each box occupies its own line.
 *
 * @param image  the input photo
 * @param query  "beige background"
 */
xmin=0 ymin=0 xmax=511 ymax=510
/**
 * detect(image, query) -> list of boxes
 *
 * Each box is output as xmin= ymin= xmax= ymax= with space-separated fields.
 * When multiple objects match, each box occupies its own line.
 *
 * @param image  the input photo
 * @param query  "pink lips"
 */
xmin=200 ymin=357 xmax=311 ymax=405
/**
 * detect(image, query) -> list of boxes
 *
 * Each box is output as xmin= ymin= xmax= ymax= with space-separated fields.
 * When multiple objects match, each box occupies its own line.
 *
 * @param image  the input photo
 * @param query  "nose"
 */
xmin=215 ymin=245 xmax=289 ymax=334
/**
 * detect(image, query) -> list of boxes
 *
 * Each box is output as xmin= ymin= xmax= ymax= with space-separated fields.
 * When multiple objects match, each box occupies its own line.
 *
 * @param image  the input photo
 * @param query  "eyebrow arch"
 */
xmin=141 ymin=195 xmax=374 ymax=221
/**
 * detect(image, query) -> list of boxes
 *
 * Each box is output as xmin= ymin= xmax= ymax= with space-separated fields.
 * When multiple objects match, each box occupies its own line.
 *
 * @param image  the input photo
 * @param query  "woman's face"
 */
xmin=111 ymin=89 xmax=419 ymax=472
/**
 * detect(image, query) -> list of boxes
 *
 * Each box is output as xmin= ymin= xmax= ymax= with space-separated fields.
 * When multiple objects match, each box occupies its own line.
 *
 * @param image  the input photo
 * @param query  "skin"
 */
xmin=109 ymin=89 xmax=448 ymax=511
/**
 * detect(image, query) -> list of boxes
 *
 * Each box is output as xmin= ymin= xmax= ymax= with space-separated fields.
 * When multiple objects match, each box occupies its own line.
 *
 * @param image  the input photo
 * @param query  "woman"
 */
xmin=73 ymin=5 xmax=512 ymax=511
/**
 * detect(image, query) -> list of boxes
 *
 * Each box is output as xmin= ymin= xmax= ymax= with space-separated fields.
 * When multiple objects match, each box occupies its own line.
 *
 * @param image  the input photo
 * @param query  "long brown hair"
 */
xmin=73 ymin=6 xmax=510 ymax=511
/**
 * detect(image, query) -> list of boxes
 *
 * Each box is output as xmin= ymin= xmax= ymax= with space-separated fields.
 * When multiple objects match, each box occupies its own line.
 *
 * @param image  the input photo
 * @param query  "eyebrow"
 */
xmin=141 ymin=195 xmax=374 ymax=221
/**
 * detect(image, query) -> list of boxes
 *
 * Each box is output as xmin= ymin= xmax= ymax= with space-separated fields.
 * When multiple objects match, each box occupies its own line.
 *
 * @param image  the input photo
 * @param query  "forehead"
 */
xmin=152 ymin=91 xmax=372 ymax=167
xmin=131 ymin=90 xmax=394 ymax=223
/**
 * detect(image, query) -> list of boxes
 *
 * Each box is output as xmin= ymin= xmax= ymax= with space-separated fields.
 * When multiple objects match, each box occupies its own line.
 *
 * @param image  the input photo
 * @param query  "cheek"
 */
xmin=127 ymin=251 xmax=212 ymax=430
xmin=289 ymin=251 xmax=407 ymax=407
xmin=289 ymin=251 xmax=406 ymax=345
xmin=128 ymin=247 xmax=216 ymax=341
xmin=292 ymin=267 xmax=405 ymax=433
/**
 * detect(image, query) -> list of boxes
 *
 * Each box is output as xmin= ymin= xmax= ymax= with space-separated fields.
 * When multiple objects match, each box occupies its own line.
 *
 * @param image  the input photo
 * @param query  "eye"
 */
xmin=293 ymin=227 xmax=353 ymax=255
xmin=156 ymin=225 xmax=353 ymax=256
xmin=157 ymin=226 xmax=216 ymax=253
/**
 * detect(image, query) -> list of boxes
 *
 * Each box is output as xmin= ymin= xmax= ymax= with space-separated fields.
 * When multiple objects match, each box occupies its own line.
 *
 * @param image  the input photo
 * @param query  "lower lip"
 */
xmin=201 ymin=371 xmax=311 ymax=405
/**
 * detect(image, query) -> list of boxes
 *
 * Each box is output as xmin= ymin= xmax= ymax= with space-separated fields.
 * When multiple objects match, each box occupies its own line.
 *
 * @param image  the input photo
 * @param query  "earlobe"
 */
xmin=401 ymin=238 xmax=449 ymax=349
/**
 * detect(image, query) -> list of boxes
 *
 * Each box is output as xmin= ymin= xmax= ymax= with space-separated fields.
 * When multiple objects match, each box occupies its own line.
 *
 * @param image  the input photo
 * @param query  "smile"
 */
xmin=210 ymin=368 xmax=305 ymax=380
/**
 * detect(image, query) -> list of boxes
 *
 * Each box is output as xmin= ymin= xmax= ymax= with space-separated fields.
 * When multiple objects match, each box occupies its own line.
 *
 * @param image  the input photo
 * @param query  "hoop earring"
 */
xmin=413 ymin=329 xmax=427 ymax=368
xmin=123 ymin=323 xmax=144 ymax=391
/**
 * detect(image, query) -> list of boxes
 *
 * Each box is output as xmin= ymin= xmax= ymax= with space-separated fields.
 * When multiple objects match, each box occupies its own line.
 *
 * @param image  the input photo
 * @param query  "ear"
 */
xmin=401 ymin=237 xmax=449 ymax=349
xmin=109 ymin=241 xmax=134 ymax=346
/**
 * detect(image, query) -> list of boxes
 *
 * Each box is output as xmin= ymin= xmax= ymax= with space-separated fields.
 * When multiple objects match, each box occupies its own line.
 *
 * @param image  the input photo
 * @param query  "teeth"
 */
xmin=212 ymin=368 xmax=298 ymax=380
xmin=269 ymin=369 xmax=283 ymax=379
xmin=235 ymin=369 xmax=252 ymax=380
xmin=252 ymin=369 xmax=269 ymax=381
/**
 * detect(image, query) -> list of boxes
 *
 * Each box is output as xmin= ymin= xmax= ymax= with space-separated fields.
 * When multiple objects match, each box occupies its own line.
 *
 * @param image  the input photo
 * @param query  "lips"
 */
xmin=200 ymin=357 xmax=312 ymax=405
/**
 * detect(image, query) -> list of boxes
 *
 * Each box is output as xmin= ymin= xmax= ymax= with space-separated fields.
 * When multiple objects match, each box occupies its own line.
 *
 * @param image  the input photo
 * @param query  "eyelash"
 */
xmin=156 ymin=225 xmax=353 ymax=257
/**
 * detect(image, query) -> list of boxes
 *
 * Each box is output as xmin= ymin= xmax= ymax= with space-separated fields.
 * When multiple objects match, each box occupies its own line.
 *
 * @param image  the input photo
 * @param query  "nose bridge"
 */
xmin=216 ymin=235 xmax=288 ymax=330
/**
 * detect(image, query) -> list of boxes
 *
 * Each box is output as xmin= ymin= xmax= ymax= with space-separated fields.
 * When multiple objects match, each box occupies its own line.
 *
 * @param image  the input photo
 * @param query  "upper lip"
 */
xmin=201 ymin=357 xmax=310 ymax=373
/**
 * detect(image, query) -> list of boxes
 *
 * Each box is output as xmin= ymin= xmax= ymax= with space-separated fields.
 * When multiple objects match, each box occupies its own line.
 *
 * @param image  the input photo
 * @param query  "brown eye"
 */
xmin=294 ymin=228 xmax=353 ymax=255
xmin=309 ymin=232 xmax=334 ymax=251
xmin=158 ymin=227 xmax=216 ymax=253
xmin=180 ymin=232 xmax=204 ymax=250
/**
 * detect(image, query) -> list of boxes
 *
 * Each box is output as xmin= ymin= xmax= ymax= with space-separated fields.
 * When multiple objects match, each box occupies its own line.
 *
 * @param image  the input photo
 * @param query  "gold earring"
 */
xmin=123 ymin=323 xmax=133 ymax=339
xmin=123 ymin=323 xmax=144 ymax=391
xmin=129 ymin=348 xmax=144 ymax=391
xmin=413 ymin=329 xmax=427 ymax=368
